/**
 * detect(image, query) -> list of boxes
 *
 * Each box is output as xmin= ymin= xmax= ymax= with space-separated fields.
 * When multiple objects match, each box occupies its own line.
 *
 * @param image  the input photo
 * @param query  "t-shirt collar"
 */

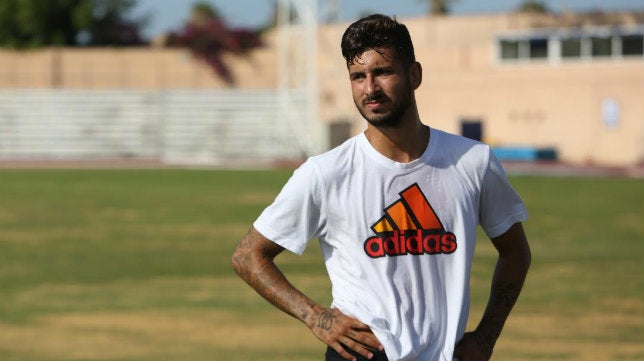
xmin=357 ymin=128 xmax=435 ymax=170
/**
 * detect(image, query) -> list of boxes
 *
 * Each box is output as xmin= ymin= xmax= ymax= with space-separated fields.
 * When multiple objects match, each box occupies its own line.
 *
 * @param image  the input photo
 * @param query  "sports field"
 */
xmin=0 ymin=169 xmax=642 ymax=361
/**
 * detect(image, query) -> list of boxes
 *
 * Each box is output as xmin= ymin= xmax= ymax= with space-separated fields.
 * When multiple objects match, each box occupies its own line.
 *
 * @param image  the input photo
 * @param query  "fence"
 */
xmin=0 ymin=89 xmax=314 ymax=165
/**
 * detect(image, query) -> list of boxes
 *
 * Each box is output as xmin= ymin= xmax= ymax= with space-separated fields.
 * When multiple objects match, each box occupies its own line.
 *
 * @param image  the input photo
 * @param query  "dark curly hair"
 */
xmin=341 ymin=14 xmax=416 ymax=66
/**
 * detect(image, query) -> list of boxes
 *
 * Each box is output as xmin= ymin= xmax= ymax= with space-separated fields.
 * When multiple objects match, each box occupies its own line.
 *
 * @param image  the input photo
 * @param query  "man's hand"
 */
xmin=309 ymin=307 xmax=383 ymax=361
xmin=453 ymin=331 xmax=492 ymax=361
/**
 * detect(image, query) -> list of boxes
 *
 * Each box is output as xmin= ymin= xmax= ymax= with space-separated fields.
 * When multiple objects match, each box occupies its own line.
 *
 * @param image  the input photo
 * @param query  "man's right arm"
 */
xmin=231 ymin=226 xmax=383 ymax=361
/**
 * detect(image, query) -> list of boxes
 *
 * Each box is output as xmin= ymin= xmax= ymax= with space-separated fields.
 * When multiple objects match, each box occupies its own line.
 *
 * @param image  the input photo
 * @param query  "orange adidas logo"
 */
xmin=364 ymin=183 xmax=457 ymax=258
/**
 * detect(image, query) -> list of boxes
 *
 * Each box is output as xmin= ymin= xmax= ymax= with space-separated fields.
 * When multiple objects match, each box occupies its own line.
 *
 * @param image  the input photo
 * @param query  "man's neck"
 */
xmin=364 ymin=119 xmax=430 ymax=163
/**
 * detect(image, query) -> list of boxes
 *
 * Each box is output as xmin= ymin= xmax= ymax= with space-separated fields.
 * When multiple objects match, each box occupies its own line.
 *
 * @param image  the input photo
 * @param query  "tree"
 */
xmin=89 ymin=0 xmax=147 ymax=46
xmin=166 ymin=2 xmax=263 ymax=85
xmin=0 ymin=0 xmax=145 ymax=48
xmin=420 ymin=0 xmax=457 ymax=15
xmin=515 ymin=1 xmax=550 ymax=14
xmin=0 ymin=0 xmax=90 ymax=48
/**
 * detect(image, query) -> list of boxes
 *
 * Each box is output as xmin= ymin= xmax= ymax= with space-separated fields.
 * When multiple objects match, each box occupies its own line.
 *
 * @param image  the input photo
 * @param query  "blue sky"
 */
xmin=131 ymin=0 xmax=644 ymax=39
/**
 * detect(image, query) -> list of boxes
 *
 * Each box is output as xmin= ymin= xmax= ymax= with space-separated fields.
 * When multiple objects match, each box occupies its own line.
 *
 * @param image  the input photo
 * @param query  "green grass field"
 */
xmin=0 ymin=169 xmax=642 ymax=361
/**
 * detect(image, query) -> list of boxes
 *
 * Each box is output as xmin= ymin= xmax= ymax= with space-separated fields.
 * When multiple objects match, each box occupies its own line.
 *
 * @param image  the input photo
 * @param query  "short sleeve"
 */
xmin=253 ymin=159 xmax=326 ymax=255
xmin=479 ymin=150 xmax=528 ymax=239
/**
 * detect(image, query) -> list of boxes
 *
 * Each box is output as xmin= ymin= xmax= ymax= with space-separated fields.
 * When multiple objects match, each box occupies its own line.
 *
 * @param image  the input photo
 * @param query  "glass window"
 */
xmin=621 ymin=34 xmax=644 ymax=56
xmin=591 ymin=36 xmax=612 ymax=57
xmin=529 ymin=38 xmax=548 ymax=59
xmin=500 ymin=40 xmax=520 ymax=59
xmin=561 ymin=38 xmax=582 ymax=58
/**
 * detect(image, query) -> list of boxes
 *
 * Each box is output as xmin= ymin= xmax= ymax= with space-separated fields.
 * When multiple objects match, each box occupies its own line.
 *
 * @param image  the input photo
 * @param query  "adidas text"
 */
xmin=364 ymin=229 xmax=457 ymax=258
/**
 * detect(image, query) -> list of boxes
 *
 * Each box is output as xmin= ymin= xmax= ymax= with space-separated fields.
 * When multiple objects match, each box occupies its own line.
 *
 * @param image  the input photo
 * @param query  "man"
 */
xmin=232 ymin=14 xmax=531 ymax=361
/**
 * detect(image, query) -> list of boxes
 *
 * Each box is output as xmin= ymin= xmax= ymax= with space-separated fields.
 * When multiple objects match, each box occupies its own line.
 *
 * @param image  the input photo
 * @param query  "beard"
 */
xmin=358 ymin=94 xmax=411 ymax=128
xmin=355 ymin=82 xmax=413 ymax=129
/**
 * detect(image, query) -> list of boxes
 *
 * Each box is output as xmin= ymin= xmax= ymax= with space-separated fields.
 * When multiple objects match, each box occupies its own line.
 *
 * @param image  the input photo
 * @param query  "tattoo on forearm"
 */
xmin=233 ymin=229 xmax=318 ymax=325
xmin=231 ymin=228 xmax=255 ymax=280
xmin=318 ymin=309 xmax=336 ymax=330
xmin=233 ymin=228 xmax=329 ymax=331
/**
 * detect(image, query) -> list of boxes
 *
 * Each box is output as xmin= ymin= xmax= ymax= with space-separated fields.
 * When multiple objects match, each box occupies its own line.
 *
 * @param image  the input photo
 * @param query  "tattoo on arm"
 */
xmin=317 ymin=309 xmax=336 ymax=331
xmin=231 ymin=228 xmax=255 ymax=281
xmin=232 ymin=227 xmax=319 ymax=326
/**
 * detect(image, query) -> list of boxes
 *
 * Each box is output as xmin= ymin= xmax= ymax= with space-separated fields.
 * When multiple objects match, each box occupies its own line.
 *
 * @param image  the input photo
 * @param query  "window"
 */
xmin=621 ymin=34 xmax=644 ymax=56
xmin=498 ymin=26 xmax=644 ymax=64
xmin=591 ymin=36 xmax=612 ymax=57
xmin=561 ymin=38 xmax=582 ymax=58
xmin=499 ymin=38 xmax=548 ymax=60
xmin=529 ymin=38 xmax=548 ymax=58
xmin=500 ymin=40 xmax=520 ymax=60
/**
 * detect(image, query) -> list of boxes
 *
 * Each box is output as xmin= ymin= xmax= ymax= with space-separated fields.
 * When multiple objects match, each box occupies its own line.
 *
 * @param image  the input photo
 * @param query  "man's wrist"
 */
xmin=472 ymin=325 xmax=499 ymax=355
xmin=302 ymin=303 xmax=327 ymax=329
xmin=472 ymin=322 xmax=503 ymax=355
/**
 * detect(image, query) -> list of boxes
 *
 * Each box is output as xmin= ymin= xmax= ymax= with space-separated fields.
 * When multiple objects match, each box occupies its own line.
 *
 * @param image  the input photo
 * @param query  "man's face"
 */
xmin=348 ymin=47 xmax=415 ymax=128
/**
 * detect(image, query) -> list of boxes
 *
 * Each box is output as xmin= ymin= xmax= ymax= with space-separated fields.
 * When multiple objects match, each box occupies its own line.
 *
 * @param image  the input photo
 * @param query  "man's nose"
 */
xmin=364 ymin=74 xmax=380 ymax=95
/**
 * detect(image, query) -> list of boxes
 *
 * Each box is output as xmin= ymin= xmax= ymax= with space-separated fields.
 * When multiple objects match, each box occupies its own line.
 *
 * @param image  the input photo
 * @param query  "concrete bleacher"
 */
xmin=0 ymin=89 xmax=311 ymax=165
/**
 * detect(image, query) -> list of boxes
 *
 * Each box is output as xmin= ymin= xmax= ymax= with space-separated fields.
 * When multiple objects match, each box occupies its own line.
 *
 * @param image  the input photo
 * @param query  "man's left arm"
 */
xmin=454 ymin=222 xmax=531 ymax=361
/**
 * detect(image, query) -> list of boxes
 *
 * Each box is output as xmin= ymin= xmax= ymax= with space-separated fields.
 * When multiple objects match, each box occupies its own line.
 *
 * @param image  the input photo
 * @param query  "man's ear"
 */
xmin=409 ymin=61 xmax=422 ymax=90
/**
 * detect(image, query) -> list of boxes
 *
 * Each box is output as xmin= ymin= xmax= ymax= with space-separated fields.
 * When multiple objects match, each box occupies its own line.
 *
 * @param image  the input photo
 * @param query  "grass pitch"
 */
xmin=0 ymin=169 xmax=642 ymax=361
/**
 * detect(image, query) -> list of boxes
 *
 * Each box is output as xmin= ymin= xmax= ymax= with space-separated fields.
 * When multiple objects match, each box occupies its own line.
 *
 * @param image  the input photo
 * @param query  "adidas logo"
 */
xmin=364 ymin=183 xmax=457 ymax=258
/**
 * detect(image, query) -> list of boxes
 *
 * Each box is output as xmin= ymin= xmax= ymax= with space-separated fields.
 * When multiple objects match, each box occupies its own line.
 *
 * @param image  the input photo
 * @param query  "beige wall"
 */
xmin=0 ymin=37 xmax=279 ymax=89
xmin=1 ymin=12 xmax=643 ymax=166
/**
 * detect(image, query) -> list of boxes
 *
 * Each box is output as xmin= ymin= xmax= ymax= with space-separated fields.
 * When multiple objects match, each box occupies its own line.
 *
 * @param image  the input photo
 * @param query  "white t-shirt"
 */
xmin=253 ymin=128 xmax=528 ymax=361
